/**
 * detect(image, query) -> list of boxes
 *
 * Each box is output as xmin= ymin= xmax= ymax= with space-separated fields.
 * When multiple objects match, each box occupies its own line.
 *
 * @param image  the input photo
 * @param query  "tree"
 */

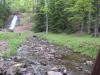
xmin=94 ymin=0 xmax=99 ymax=37
xmin=33 ymin=0 xmax=46 ymax=32
xmin=91 ymin=50 xmax=100 ymax=75
xmin=6 ymin=0 xmax=34 ymax=12
xmin=0 ymin=0 xmax=11 ymax=28
xmin=45 ymin=0 xmax=49 ymax=34
xmin=49 ymin=0 xmax=68 ymax=33
xmin=32 ymin=0 xmax=100 ymax=36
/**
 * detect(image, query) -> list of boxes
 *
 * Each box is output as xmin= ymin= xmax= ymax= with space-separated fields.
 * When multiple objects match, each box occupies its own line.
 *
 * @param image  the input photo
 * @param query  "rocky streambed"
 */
xmin=0 ymin=36 xmax=93 ymax=75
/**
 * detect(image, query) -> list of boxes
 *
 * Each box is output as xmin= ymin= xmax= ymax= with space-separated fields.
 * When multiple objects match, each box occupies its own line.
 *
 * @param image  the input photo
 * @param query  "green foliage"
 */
xmin=6 ymin=0 xmax=34 ymax=12
xmin=0 ymin=19 xmax=4 ymax=28
xmin=33 ymin=0 xmax=99 ymax=34
xmin=33 ymin=0 xmax=70 ymax=33
xmin=49 ymin=0 xmax=68 ymax=33
xmin=34 ymin=12 xmax=45 ymax=32
xmin=33 ymin=0 xmax=46 ymax=32
xmin=36 ymin=33 xmax=100 ymax=58
xmin=0 ymin=31 xmax=32 ymax=57
xmin=0 ymin=4 xmax=11 ymax=28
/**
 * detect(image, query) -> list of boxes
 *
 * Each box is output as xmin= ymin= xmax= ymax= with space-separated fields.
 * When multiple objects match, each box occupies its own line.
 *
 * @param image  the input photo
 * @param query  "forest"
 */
xmin=33 ymin=0 xmax=100 ymax=37
xmin=0 ymin=0 xmax=100 ymax=36
xmin=0 ymin=0 xmax=100 ymax=75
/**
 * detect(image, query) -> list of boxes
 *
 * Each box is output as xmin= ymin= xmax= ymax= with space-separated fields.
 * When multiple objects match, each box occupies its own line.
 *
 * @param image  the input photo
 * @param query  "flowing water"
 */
xmin=9 ymin=15 xmax=18 ymax=31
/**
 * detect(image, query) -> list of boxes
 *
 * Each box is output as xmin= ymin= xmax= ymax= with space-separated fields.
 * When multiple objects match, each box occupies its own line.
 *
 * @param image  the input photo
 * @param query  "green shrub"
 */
xmin=0 ymin=19 xmax=4 ymax=28
xmin=0 ymin=4 xmax=11 ymax=28
xmin=33 ymin=12 xmax=45 ymax=32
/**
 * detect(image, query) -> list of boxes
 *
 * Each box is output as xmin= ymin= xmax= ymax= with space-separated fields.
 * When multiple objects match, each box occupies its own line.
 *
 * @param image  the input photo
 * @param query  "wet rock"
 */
xmin=85 ymin=61 xmax=93 ymax=66
xmin=26 ymin=72 xmax=33 ymax=75
xmin=63 ymin=69 xmax=67 ymax=75
xmin=47 ymin=71 xmax=63 ymax=75
xmin=29 ymin=61 xmax=37 ymax=65
xmin=84 ymin=70 xmax=91 ymax=75
xmin=20 ymin=68 xmax=27 ymax=75
xmin=50 ymin=66 xmax=68 ymax=75
xmin=51 ymin=67 xmax=58 ymax=71
xmin=11 ymin=56 xmax=18 ymax=62
xmin=33 ymin=35 xmax=37 ymax=38
xmin=54 ymin=54 xmax=62 ymax=59
xmin=76 ymin=66 xmax=83 ymax=71
xmin=13 ymin=63 xmax=23 ymax=67
xmin=40 ymin=61 xmax=47 ymax=66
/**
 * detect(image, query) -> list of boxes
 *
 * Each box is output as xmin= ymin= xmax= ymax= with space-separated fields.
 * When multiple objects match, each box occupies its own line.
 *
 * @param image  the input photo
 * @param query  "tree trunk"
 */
xmin=34 ymin=0 xmax=38 ymax=14
xmin=80 ymin=3 xmax=85 ymax=34
xmin=94 ymin=0 xmax=99 ymax=37
xmin=88 ymin=11 xmax=92 ymax=34
xmin=45 ymin=0 xmax=49 ymax=34
xmin=80 ymin=21 xmax=84 ymax=33
xmin=45 ymin=13 xmax=49 ymax=34
xmin=91 ymin=50 xmax=100 ymax=75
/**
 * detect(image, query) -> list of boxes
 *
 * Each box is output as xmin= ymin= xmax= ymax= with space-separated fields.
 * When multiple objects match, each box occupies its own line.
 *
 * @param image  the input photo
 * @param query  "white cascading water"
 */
xmin=9 ymin=15 xmax=18 ymax=30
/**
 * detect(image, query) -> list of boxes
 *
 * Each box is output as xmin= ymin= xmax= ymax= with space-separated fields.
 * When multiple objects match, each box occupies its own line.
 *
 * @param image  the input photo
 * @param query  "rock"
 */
xmin=54 ymin=54 xmax=62 ymax=59
xmin=63 ymin=73 xmax=67 ymax=75
xmin=63 ymin=69 xmax=67 ymax=75
xmin=40 ymin=61 xmax=47 ymax=66
xmin=76 ymin=66 xmax=83 ymax=71
xmin=84 ymin=70 xmax=91 ymax=75
xmin=20 ymin=68 xmax=27 ymax=74
xmin=29 ymin=61 xmax=37 ymax=65
xmin=33 ymin=35 xmax=37 ymax=38
xmin=13 ymin=63 xmax=23 ymax=67
xmin=47 ymin=71 xmax=63 ymax=75
xmin=12 ymin=56 xmax=18 ymax=62
xmin=26 ymin=72 xmax=32 ymax=75
xmin=86 ymin=61 xmax=93 ymax=66
xmin=51 ymin=67 xmax=58 ymax=71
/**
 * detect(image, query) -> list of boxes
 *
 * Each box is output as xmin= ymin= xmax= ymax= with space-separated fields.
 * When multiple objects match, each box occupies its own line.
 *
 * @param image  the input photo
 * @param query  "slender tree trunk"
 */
xmin=80 ymin=21 xmax=84 ymax=33
xmin=0 ymin=0 xmax=5 ymax=4
xmin=80 ymin=13 xmax=85 ymax=33
xmin=80 ymin=1 xmax=85 ymax=34
xmin=94 ymin=21 xmax=99 ymax=37
xmin=88 ymin=11 xmax=92 ymax=34
xmin=34 ymin=0 xmax=38 ymax=14
xmin=94 ymin=0 xmax=99 ymax=37
xmin=3 ymin=0 xmax=6 ymax=5
xmin=45 ymin=0 xmax=49 ymax=34
xmin=45 ymin=13 xmax=49 ymax=34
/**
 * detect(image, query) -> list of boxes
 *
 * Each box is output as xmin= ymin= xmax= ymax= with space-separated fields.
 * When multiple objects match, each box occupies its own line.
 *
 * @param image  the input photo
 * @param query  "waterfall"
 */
xmin=9 ymin=15 xmax=18 ymax=31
